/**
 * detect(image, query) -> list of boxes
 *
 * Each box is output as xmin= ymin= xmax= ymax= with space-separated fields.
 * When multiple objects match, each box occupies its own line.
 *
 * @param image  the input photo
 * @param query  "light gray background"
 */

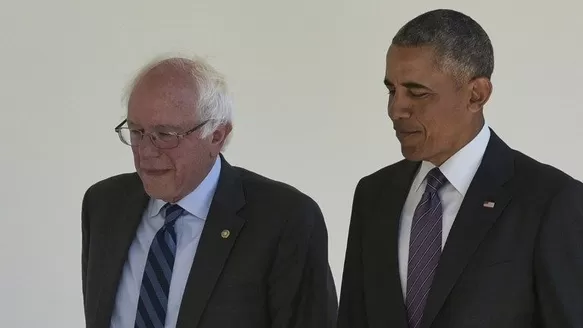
xmin=1 ymin=0 xmax=581 ymax=326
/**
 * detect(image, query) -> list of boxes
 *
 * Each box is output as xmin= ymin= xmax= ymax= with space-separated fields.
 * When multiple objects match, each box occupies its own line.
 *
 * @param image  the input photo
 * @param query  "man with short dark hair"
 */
xmin=81 ymin=56 xmax=337 ymax=328
xmin=337 ymin=9 xmax=583 ymax=328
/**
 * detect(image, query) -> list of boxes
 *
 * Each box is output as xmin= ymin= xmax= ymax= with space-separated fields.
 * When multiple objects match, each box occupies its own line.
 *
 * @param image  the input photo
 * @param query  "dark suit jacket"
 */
xmin=82 ymin=155 xmax=337 ymax=328
xmin=338 ymin=130 xmax=583 ymax=328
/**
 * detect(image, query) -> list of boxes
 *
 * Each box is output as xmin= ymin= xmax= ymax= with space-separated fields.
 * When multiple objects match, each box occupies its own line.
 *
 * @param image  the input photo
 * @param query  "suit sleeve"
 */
xmin=267 ymin=197 xmax=338 ymax=328
xmin=534 ymin=178 xmax=583 ymax=327
xmin=338 ymin=179 xmax=369 ymax=328
xmin=81 ymin=187 xmax=92 ymax=306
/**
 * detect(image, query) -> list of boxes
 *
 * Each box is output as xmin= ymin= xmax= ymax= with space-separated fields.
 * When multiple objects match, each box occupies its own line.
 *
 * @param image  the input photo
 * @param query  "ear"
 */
xmin=468 ymin=77 xmax=492 ymax=113
xmin=209 ymin=123 xmax=233 ymax=154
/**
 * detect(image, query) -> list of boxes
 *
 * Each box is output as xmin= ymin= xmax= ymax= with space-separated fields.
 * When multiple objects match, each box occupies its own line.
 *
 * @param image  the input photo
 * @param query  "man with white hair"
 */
xmin=81 ymin=56 xmax=337 ymax=328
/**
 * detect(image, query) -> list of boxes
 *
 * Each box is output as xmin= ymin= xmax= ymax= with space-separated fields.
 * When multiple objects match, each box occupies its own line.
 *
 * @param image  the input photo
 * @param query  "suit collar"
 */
xmin=420 ymin=129 xmax=514 ymax=328
xmin=363 ymin=160 xmax=419 ymax=328
xmin=364 ymin=128 xmax=514 ymax=328
xmin=93 ymin=176 xmax=149 ymax=328
xmin=176 ymin=154 xmax=246 ymax=328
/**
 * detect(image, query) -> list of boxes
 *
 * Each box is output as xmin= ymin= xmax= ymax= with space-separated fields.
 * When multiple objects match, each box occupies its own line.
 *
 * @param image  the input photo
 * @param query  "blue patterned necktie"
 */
xmin=134 ymin=204 xmax=185 ymax=328
xmin=406 ymin=168 xmax=448 ymax=328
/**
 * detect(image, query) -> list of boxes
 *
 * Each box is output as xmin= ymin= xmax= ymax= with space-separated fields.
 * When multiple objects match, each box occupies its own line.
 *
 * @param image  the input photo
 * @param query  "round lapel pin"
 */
xmin=221 ymin=229 xmax=230 ymax=239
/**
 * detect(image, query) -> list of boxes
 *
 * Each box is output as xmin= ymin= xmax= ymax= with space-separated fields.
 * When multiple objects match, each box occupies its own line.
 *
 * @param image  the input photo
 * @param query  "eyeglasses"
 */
xmin=114 ymin=119 xmax=209 ymax=149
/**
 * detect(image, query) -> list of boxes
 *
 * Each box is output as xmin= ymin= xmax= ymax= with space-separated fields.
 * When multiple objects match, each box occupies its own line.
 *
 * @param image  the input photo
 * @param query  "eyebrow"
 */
xmin=383 ymin=78 xmax=433 ymax=91
xmin=127 ymin=120 xmax=182 ymax=130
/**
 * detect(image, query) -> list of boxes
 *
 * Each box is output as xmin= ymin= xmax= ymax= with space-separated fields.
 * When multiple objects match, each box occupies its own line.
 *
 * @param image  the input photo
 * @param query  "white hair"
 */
xmin=123 ymin=54 xmax=234 ymax=139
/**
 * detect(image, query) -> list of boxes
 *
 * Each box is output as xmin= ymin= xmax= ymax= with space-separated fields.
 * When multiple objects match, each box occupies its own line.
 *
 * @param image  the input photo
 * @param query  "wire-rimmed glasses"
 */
xmin=114 ymin=119 xmax=209 ymax=149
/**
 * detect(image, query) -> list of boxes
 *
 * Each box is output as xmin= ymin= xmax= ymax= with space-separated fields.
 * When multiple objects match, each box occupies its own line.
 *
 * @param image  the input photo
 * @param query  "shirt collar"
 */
xmin=146 ymin=156 xmax=222 ymax=220
xmin=412 ymin=123 xmax=491 ymax=197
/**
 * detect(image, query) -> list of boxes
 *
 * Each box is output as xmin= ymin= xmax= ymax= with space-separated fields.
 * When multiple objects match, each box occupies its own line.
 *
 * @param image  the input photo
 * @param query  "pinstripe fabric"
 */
xmin=134 ymin=204 xmax=185 ymax=328
xmin=406 ymin=168 xmax=448 ymax=328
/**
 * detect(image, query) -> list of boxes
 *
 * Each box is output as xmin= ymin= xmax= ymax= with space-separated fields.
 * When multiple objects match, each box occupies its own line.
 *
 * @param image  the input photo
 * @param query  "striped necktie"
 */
xmin=134 ymin=204 xmax=185 ymax=328
xmin=406 ymin=168 xmax=448 ymax=328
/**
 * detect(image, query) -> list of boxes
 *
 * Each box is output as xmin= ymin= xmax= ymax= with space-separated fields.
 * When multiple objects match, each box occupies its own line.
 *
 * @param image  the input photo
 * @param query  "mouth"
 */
xmin=141 ymin=169 xmax=171 ymax=176
xmin=396 ymin=130 xmax=421 ymax=139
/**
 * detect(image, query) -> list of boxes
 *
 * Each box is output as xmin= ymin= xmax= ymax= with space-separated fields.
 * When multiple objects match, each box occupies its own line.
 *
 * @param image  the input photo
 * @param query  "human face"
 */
xmin=127 ymin=66 xmax=230 ymax=203
xmin=385 ymin=45 xmax=489 ymax=166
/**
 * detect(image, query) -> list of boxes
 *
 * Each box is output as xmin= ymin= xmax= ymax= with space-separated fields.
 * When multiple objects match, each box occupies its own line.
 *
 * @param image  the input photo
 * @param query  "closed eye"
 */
xmin=155 ymin=131 xmax=178 ymax=140
xmin=408 ymin=90 xmax=430 ymax=98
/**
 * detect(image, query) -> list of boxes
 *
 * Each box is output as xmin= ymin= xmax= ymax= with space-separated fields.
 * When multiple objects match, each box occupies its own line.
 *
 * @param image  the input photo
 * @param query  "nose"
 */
xmin=138 ymin=134 xmax=161 ymax=158
xmin=388 ymin=90 xmax=412 ymax=121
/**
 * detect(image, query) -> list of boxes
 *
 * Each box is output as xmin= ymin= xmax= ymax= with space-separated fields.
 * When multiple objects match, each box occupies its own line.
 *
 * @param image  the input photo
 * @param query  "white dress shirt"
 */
xmin=110 ymin=157 xmax=221 ymax=328
xmin=398 ymin=124 xmax=491 ymax=298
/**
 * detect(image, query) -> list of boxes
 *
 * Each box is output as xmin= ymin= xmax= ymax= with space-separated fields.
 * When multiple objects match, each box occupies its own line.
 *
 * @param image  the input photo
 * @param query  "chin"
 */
xmin=401 ymin=147 xmax=423 ymax=162
xmin=143 ymin=185 xmax=166 ymax=199
xmin=140 ymin=179 xmax=173 ymax=200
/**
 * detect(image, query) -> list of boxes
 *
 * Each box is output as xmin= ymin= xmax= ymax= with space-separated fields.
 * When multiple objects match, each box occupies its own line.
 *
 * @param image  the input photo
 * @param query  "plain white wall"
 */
xmin=1 ymin=0 xmax=582 ymax=326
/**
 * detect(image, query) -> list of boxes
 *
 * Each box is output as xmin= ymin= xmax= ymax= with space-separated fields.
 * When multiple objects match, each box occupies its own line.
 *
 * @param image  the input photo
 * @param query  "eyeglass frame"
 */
xmin=114 ymin=118 xmax=210 ymax=149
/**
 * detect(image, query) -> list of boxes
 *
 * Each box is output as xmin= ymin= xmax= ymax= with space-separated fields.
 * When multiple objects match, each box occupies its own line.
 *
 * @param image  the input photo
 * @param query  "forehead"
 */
xmin=385 ymin=45 xmax=443 ymax=84
xmin=127 ymin=66 xmax=198 ymax=125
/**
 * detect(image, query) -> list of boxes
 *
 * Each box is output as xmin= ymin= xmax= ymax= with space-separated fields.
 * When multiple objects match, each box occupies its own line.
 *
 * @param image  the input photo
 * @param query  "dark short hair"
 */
xmin=392 ymin=9 xmax=494 ymax=80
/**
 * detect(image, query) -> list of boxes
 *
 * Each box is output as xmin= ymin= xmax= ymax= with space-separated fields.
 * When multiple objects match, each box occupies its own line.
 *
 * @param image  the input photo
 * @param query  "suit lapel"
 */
xmin=420 ymin=131 xmax=514 ymax=328
xmin=176 ymin=156 xmax=246 ymax=328
xmin=363 ymin=161 xmax=419 ymax=328
xmin=94 ymin=175 xmax=149 ymax=328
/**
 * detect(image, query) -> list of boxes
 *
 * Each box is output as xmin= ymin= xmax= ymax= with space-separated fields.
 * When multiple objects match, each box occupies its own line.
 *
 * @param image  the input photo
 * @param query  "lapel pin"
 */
xmin=483 ymin=201 xmax=495 ymax=208
xmin=221 ymin=229 xmax=231 ymax=239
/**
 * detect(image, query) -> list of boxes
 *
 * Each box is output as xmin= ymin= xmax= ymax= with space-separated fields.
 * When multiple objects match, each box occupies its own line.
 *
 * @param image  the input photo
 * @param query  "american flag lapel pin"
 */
xmin=483 ymin=201 xmax=495 ymax=208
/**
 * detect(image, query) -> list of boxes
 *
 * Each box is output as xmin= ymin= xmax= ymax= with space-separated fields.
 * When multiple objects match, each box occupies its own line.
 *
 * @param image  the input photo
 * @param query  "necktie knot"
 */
xmin=164 ymin=203 xmax=185 ymax=226
xmin=425 ymin=167 xmax=448 ymax=193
